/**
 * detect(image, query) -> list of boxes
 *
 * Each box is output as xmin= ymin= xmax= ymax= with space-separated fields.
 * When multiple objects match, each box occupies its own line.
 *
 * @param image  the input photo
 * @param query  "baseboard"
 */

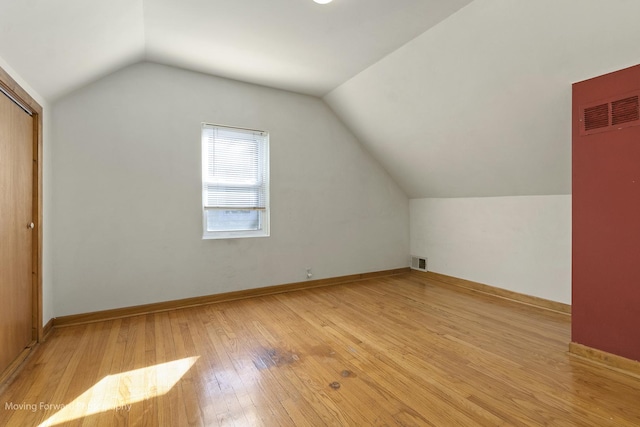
xmin=54 ymin=267 xmax=410 ymax=328
xmin=413 ymin=270 xmax=571 ymax=315
xmin=0 ymin=336 xmax=41 ymax=391
xmin=42 ymin=318 xmax=54 ymax=341
xmin=569 ymin=342 xmax=640 ymax=379
xmin=0 ymin=347 xmax=33 ymax=390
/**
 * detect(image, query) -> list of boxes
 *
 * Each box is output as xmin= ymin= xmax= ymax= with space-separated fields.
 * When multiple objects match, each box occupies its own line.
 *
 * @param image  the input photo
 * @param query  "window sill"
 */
xmin=202 ymin=231 xmax=270 ymax=240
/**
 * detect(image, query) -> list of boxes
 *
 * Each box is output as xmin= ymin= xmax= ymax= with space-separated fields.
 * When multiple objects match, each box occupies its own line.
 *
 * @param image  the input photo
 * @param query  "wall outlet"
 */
xmin=306 ymin=268 xmax=313 ymax=279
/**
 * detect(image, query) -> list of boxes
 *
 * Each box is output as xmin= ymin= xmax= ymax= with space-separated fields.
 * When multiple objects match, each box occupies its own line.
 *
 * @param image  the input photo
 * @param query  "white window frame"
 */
xmin=201 ymin=123 xmax=270 ymax=239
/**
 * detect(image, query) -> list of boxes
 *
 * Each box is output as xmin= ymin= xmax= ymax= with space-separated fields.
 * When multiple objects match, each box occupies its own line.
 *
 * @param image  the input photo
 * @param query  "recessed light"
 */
xmin=313 ymin=0 xmax=333 ymax=4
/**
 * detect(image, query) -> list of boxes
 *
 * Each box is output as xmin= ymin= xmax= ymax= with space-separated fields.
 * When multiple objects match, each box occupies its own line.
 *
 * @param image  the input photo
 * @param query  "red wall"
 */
xmin=573 ymin=64 xmax=640 ymax=361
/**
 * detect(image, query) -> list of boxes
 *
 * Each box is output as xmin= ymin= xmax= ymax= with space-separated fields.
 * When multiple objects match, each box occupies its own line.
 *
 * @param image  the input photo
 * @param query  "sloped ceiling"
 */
xmin=0 ymin=0 xmax=471 ymax=101
xmin=325 ymin=0 xmax=640 ymax=198
xmin=143 ymin=0 xmax=472 ymax=96
xmin=4 ymin=0 xmax=640 ymax=200
xmin=0 ymin=0 xmax=145 ymax=102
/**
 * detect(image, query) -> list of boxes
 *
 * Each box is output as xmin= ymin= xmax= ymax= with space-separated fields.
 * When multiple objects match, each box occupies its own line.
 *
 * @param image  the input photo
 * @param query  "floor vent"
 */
xmin=411 ymin=256 xmax=427 ymax=272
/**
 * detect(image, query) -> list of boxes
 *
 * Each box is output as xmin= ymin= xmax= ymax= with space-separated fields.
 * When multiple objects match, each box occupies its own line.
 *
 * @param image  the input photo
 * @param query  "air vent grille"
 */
xmin=612 ymin=96 xmax=639 ymax=125
xmin=580 ymin=91 xmax=640 ymax=135
xmin=410 ymin=256 xmax=427 ymax=272
xmin=584 ymin=104 xmax=609 ymax=131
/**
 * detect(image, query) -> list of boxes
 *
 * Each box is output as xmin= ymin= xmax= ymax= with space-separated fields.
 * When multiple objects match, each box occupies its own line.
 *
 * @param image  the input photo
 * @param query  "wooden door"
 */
xmin=0 ymin=89 xmax=34 ymax=374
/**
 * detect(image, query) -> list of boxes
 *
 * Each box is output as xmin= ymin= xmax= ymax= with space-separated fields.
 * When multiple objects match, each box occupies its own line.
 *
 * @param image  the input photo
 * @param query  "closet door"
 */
xmin=0 ymin=89 xmax=34 ymax=374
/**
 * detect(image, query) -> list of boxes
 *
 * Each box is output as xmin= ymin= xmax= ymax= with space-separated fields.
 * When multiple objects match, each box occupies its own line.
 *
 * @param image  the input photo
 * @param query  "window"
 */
xmin=201 ymin=124 xmax=270 ymax=239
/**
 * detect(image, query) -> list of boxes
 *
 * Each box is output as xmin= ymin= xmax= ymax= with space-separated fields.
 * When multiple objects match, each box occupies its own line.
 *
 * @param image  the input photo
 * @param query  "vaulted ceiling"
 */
xmin=326 ymin=0 xmax=640 ymax=198
xmin=2 ymin=0 xmax=640 ymax=199
xmin=0 ymin=0 xmax=471 ymax=100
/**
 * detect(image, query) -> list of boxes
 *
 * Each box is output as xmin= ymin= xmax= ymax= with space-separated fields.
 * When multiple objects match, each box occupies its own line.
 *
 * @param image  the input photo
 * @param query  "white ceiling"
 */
xmin=326 ymin=0 xmax=640 ymax=198
xmin=0 ymin=0 xmax=145 ymax=102
xmin=7 ymin=0 xmax=637 ymax=199
xmin=0 ymin=0 xmax=471 ymax=101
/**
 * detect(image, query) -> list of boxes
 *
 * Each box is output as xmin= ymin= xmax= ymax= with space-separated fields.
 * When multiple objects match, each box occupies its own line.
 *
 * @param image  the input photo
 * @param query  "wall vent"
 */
xmin=580 ymin=90 xmax=640 ymax=135
xmin=584 ymin=103 xmax=609 ymax=131
xmin=612 ymin=96 xmax=639 ymax=125
xmin=411 ymin=256 xmax=427 ymax=272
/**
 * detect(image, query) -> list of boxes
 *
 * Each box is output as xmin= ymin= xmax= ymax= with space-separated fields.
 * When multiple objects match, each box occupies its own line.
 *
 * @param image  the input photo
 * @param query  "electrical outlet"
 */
xmin=306 ymin=268 xmax=313 ymax=279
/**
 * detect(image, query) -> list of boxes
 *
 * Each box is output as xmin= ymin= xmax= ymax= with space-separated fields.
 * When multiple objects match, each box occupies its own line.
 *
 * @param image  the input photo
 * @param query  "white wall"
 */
xmin=52 ymin=62 xmax=409 ymax=317
xmin=411 ymin=196 xmax=571 ymax=304
xmin=0 ymin=55 xmax=54 ymax=327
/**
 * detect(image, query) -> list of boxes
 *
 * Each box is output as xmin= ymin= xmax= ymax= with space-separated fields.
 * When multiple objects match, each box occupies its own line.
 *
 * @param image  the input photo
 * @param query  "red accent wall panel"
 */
xmin=573 ymin=64 xmax=640 ymax=362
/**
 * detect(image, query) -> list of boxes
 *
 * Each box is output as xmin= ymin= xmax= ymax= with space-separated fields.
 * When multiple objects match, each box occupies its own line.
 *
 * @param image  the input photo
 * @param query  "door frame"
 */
xmin=0 ymin=65 xmax=43 ymax=343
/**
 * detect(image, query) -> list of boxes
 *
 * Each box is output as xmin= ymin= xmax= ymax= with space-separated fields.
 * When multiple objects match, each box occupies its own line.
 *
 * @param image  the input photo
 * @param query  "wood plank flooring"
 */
xmin=1 ymin=272 xmax=640 ymax=426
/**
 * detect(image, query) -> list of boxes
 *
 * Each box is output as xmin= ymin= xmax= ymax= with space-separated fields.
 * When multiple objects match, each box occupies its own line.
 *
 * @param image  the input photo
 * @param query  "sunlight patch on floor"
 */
xmin=38 ymin=356 xmax=199 ymax=426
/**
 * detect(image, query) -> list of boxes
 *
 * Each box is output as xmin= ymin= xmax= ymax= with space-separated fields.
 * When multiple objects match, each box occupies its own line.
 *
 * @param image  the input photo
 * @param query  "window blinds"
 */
xmin=202 ymin=124 xmax=269 ymax=211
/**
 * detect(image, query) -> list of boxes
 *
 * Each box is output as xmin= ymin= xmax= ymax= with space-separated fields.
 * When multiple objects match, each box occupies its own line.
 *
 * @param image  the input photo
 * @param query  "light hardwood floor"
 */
xmin=1 ymin=273 xmax=639 ymax=426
